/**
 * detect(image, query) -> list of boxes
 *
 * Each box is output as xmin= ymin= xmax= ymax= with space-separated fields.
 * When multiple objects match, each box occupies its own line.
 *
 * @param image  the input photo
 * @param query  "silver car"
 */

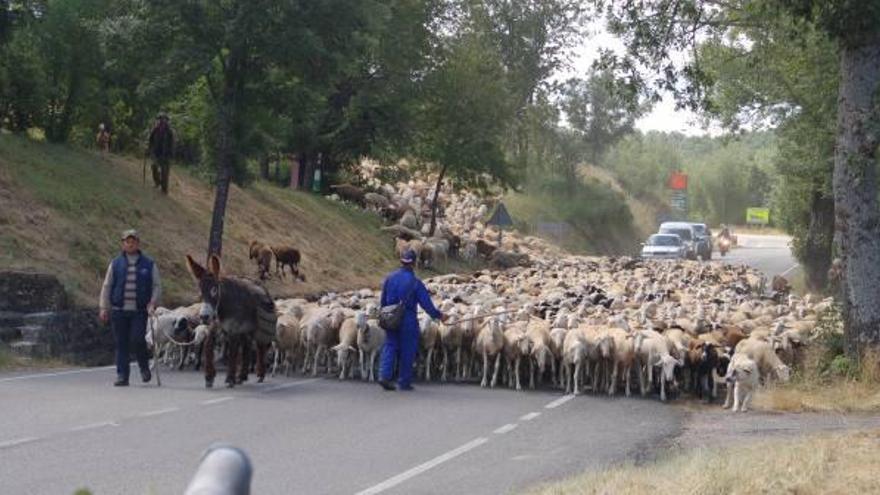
xmin=641 ymin=234 xmax=686 ymax=260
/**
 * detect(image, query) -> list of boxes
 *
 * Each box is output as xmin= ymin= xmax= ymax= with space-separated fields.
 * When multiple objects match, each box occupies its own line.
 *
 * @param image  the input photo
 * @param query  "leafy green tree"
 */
xmin=602 ymin=0 xmax=880 ymax=355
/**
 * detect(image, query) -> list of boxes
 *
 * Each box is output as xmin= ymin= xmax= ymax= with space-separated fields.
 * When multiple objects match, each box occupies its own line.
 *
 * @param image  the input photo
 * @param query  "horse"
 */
xmin=185 ymin=255 xmax=277 ymax=388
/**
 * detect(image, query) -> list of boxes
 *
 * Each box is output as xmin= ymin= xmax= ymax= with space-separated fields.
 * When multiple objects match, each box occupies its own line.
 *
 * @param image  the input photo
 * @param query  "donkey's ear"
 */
xmin=186 ymin=255 xmax=206 ymax=281
xmin=209 ymin=254 xmax=222 ymax=279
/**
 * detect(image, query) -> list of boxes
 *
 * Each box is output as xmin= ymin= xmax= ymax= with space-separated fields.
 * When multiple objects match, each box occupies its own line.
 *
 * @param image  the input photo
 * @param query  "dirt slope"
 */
xmin=0 ymin=135 xmax=397 ymax=306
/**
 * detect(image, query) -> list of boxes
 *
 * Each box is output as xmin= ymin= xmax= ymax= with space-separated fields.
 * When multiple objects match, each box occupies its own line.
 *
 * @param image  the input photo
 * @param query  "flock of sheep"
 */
xmin=150 ymin=171 xmax=827 ymax=412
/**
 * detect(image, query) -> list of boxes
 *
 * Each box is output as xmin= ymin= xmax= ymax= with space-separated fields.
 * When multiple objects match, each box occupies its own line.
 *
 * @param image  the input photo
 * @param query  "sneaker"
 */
xmin=141 ymin=368 xmax=152 ymax=383
xmin=379 ymin=379 xmax=396 ymax=391
xmin=114 ymin=378 xmax=129 ymax=387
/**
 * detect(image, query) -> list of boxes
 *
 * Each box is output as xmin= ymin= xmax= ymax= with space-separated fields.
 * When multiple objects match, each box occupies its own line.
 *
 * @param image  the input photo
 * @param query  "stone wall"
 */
xmin=0 ymin=270 xmax=112 ymax=365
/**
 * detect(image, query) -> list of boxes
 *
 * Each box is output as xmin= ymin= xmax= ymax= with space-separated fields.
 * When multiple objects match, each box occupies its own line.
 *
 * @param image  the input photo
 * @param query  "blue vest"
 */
xmin=110 ymin=252 xmax=154 ymax=311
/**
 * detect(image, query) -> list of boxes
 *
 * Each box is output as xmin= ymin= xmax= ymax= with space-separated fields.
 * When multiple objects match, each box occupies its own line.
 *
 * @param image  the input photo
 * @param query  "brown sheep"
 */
xmin=251 ymin=244 xmax=273 ymax=280
xmin=330 ymin=183 xmax=366 ymax=207
xmin=271 ymin=245 xmax=305 ymax=281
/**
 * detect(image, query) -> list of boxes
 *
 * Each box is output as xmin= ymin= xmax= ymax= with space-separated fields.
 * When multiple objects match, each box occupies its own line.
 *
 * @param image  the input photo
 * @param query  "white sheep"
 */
xmin=474 ymin=315 xmax=505 ymax=388
xmin=357 ymin=319 xmax=385 ymax=381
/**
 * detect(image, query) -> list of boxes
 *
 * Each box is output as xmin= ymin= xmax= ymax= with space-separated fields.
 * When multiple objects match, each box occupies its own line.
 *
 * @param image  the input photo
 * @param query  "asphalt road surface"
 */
xmin=0 ymin=235 xmax=797 ymax=495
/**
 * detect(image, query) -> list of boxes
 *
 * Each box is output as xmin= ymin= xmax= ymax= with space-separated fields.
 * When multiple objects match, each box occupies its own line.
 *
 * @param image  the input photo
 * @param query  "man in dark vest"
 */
xmin=99 ymin=229 xmax=161 ymax=386
xmin=147 ymin=113 xmax=174 ymax=194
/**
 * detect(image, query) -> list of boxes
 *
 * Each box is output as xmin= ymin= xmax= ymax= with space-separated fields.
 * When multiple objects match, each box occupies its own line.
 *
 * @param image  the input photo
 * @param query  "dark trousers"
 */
xmin=379 ymin=325 xmax=419 ymax=387
xmin=111 ymin=310 xmax=149 ymax=380
xmin=151 ymin=157 xmax=170 ymax=194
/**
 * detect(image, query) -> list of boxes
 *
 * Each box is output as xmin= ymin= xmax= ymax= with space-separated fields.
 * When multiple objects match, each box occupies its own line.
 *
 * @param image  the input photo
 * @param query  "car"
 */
xmin=641 ymin=233 xmax=686 ymax=260
xmin=688 ymin=222 xmax=713 ymax=260
xmin=658 ymin=222 xmax=699 ymax=260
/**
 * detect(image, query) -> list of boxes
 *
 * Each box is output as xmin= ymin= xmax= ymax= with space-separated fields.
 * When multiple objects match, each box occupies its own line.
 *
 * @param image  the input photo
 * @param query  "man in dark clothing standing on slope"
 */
xmin=99 ymin=230 xmax=161 ymax=386
xmin=378 ymin=248 xmax=446 ymax=391
xmin=148 ymin=113 xmax=174 ymax=194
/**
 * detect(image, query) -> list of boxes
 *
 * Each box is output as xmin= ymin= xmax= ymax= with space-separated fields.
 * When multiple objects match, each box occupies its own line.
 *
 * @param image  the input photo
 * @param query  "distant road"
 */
xmin=715 ymin=234 xmax=799 ymax=279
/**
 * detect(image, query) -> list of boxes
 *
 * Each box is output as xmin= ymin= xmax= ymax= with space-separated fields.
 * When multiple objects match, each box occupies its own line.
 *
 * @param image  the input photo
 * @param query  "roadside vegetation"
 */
xmin=526 ymin=429 xmax=880 ymax=495
xmin=755 ymin=307 xmax=880 ymax=413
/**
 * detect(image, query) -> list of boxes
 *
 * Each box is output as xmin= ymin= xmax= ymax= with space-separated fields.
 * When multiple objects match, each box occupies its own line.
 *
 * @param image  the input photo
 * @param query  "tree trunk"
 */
xmin=207 ymin=164 xmax=232 ymax=260
xmin=802 ymin=188 xmax=834 ymax=293
xmin=259 ymin=154 xmax=269 ymax=180
xmin=428 ymin=164 xmax=448 ymax=237
xmin=833 ymin=37 xmax=880 ymax=357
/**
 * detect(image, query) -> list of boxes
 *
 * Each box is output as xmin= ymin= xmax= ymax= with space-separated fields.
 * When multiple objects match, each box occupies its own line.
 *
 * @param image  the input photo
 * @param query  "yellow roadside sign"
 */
xmin=746 ymin=207 xmax=770 ymax=225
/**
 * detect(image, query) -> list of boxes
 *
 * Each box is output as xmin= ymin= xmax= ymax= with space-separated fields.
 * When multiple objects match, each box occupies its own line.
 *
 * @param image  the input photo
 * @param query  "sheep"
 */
xmin=357 ymin=318 xmax=385 ymax=382
xmin=301 ymin=307 xmax=345 ymax=376
xmin=474 ymin=315 xmax=505 ymax=388
xmin=723 ymin=353 xmax=760 ymax=412
xmin=420 ymin=314 xmax=440 ymax=381
xmin=635 ymin=333 xmax=682 ymax=402
xmin=332 ymin=311 xmax=366 ymax=380
xmin=364 ymin=192 xmax=390 ymax=210
xmin=607 ymin=327 xmax=635 ymax=397
xmin=734 ymin=337 xmax=792 ymax=383
xmin=561 ymin=327 xmax=587 ymax=395
xmin=437 ymin=307 xmax=463 ymax=382
xmin=329 ymin=183 xmax=366 ymax=207
xmin=273 ymin=312 xmax=302 ymax=377
xmin=502 ymin=323 xmax=531 ymax=391
xmin=271 ymin=245 xmax=306 ymax=281
xmin=422 ymin=238 xmax=450 ymax=269
xmin=248 ymin=242 xmax=273 ymax=280
xmin=526 ymin=321 xmax=555 ymax=389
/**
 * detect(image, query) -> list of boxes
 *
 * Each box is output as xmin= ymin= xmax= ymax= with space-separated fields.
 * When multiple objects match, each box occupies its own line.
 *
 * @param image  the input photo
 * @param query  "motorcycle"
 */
xmin=718 ymin=237 xmax=731 ymax=257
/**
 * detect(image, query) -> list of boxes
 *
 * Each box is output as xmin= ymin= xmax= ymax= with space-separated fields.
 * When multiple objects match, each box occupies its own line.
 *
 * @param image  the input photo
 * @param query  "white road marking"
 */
xmin=137 ymin=407 xmax=180 ymax=418
xmin=519 ymin=412 xmax=541 ymax=421
xmin=354 ymin=437 xmax=489 ymax=495
xmin=0 ymin=437 xmax=40 ymax=449
xmin=493 ymin=423 xmax=517 ymax=435
xmin=70 ymin=421 xmax=118 ymax=432
xmin=545 ymin=395 xmax=575 ymax=409
xmin=262 ymin=378 xmax=320 ymax=393
xmin=0 ymin=366 xmax=115 ymax=383
xmin=780 ymin=263 xmax=800 ymax=277
xmin=201 ymin=396 xmax=234 ymax=405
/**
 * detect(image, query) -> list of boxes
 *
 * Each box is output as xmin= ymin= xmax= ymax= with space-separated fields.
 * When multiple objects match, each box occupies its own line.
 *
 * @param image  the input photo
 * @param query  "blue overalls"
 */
xmin=379 ymin=267 xmax=441 ymax=388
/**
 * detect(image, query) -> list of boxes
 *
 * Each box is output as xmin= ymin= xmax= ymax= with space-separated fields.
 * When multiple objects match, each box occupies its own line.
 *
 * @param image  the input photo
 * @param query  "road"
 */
xmin=716 ymin=234 xmax=799 ymax=280
xmin=0 ymin=235 xmax=796 ymax=495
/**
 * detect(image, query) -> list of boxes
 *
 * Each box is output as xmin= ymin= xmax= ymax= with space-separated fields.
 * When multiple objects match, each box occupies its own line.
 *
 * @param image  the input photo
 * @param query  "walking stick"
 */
xmin=149 ymin=314 xmax=162 ymax=387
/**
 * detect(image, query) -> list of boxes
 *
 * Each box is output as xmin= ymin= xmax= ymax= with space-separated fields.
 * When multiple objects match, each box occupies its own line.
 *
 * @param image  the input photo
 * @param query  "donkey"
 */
xmin=185 ymin=255 xmax=277 ymax=388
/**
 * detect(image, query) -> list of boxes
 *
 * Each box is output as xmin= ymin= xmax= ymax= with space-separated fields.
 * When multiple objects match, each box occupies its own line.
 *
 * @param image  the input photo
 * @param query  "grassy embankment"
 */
xmin=0 ymin=134 xmax=399 ymax=306
xmin=527 ymin=429 xmax=880 ymax=495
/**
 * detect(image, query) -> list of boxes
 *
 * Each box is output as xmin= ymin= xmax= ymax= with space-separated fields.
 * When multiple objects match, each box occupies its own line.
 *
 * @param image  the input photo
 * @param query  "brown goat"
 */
xmin=475 ymin=239 xmax=497 ymax=259
xmin=271 ymin=245 xmax=305 ymax=281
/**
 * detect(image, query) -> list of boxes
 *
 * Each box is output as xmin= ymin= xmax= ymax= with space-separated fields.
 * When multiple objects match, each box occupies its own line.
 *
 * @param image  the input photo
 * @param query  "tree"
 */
xmin=561 ymin=69 xmax=645 ymax=168
xmin=602 ymin=0 xmax=880 ymax=356
xmin=414 ymin=26 xmax=517 ymax=235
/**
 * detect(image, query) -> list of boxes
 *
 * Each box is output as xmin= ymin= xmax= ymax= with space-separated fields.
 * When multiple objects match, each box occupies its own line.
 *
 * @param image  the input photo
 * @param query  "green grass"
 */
xmin=0 ymin=134 xmax=409 ymax=304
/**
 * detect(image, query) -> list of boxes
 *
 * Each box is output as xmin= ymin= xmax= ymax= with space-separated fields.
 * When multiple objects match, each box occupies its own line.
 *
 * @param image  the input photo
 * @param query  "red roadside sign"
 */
xmin=667 ymin=171 xmax=688 ymax=190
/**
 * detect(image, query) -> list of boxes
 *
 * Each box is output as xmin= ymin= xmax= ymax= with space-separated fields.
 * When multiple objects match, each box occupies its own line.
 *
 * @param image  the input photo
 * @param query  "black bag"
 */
xmin=378 ymin=280 xmax=417 ymax=331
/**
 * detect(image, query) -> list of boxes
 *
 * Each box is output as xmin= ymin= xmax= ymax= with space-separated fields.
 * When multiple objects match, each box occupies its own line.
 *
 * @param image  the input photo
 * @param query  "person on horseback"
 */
xmin=378 ymin=248 xmax=446 ymax=391
xmin=148 ymin=113 xmax=174 ymax=194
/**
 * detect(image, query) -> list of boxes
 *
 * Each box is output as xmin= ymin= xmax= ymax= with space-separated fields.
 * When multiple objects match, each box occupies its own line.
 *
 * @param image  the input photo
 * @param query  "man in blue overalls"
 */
xmin=379 ymin=248 xmax=446 ymax=391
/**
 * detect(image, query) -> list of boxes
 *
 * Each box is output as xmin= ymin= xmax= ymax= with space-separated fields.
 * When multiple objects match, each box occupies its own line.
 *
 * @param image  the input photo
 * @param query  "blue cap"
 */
xmin=400 ymin=248 xmax=417 ymax=264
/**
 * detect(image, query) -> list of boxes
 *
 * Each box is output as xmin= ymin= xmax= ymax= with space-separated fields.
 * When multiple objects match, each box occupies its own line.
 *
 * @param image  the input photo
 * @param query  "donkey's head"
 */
xmin=186 ymin=254 xmax=223 ymax=311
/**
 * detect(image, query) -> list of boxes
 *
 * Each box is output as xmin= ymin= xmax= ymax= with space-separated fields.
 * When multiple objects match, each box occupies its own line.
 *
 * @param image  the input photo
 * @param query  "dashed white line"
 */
xmin=0 ymin=437 xmax=40 ymax=449
xmin=201 ymin=396 xmax=234 ymax=406
xmin=519 ymin=412 xmax=541 ymax=421
xmin=493 ymin=423 xmax=517 ymax=435
xmin=137 ymin=407 xmax=180 ymax=418
xmin=69 ymin=421 xmax=118 ymax=432
xmin=262 ymin=378 xmax=320 ymax=393
xmin=0 ymin=366 xmax=115 ymax=383
xmin=545 ymin=395 xmax=575 ymax=409
xmin=354 ymin=437 xmax=489 ymax=495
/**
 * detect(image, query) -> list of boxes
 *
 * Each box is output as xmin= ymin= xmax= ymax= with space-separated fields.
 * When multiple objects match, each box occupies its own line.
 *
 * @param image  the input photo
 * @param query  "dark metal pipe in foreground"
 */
xmin=184 ymin=444 xmax=252 ymax=495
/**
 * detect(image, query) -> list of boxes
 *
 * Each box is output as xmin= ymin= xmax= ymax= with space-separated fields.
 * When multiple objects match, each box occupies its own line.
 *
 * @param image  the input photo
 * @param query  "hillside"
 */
xmin=0 ymin=135 xmax=398 ymax=306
